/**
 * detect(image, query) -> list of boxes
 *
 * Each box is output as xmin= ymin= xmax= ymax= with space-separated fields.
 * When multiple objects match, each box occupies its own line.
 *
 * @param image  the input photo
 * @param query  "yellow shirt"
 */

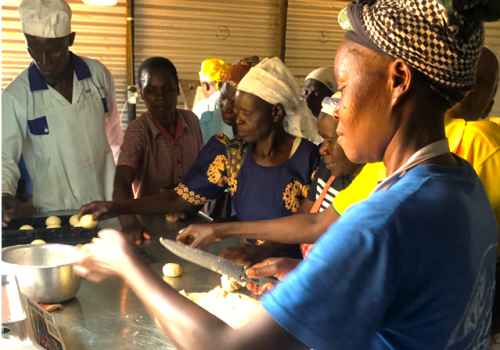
xmin=334 ymin=115 xmax=500 ymax=254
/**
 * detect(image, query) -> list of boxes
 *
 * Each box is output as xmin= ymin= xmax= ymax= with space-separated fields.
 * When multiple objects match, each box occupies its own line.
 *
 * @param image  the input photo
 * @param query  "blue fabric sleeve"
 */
xmin=175 ymin=134 xmax=229 ymax=205
xmin=261 ymin=199 xmax=398 ymax=350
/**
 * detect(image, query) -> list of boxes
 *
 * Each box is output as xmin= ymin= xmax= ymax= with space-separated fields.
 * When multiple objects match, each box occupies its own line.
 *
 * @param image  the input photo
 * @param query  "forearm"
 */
xmin=119 ymin=190 xmax=198 ymax=216
xmin=215 ymin=211 xmax=333 ymax=244
xmin=121 ymin=260 xmax=237 ymax=350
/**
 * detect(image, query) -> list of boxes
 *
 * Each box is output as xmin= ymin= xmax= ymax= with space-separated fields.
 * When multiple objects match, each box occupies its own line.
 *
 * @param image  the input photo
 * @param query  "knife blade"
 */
xmin=160 ymin=238 xmax=279 ymax=286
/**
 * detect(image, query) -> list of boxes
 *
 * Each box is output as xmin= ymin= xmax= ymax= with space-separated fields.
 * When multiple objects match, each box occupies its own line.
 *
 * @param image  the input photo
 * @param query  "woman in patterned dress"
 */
xmin=79 ymin=57 xmax=320 ymax=232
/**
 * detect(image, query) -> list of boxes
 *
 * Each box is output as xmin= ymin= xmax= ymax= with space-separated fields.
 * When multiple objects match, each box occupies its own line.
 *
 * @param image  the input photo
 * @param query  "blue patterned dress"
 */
xmin=175 ymin=133 xmax=320 ymax=222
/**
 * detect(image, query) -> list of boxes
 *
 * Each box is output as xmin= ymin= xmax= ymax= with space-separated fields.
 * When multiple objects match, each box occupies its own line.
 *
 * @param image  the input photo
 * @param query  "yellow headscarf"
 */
xmin=199 ymin=58 xmax=230 ymax=86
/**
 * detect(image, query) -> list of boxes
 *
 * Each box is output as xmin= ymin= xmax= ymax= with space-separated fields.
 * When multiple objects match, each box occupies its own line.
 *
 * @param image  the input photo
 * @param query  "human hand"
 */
xmin=176 ymin=224 xmax=222 ymax=248
xmin=121 ymin=222 xmax=147 ymax=245
xmin=74 ymin=229 xmax=140 ymax=282
xmin=78 ymin=201 xmax=122 ymax=221
xmin=2 ymin=194 xmax=20 ymax=227
xmin=166 ymin=213 xmax=186 ymax=222
xmin=245 ymin=258 xmax=301 ymax=296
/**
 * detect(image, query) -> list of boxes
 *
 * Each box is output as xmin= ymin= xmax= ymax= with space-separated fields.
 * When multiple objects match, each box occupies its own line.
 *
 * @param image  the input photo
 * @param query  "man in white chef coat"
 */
xmin=2 ymin=0 xmax=123 ymax=224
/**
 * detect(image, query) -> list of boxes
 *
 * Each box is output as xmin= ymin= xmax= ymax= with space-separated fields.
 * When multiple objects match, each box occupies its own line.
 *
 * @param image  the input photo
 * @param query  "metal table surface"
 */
xmin=44 ymin=212 xmax=244 ymax=350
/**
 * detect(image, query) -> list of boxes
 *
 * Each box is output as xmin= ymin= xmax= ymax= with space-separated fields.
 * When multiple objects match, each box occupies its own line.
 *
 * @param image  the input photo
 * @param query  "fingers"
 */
xmin=246 ymin=282 xmax=275 ymax=296
xmin=176 ymin=227 xmax=196 ymax=244
xmin=98 ymin=229 xmax=128 ymax=245
xmin=78 ymin=203 xmax=96 ymax=219
xmin=220 ymin=247 xmax=252 ymax=266
xmin=246 ymin=258 xmax=281 ymax=279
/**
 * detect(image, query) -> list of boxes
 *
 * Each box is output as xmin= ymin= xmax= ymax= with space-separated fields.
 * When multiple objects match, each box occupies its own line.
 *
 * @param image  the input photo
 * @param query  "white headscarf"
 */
xmin=238 ymin=57 xmax=321 ymax=143
xmin=19 ymin=0 xmax=72 ymax=38
xmin=306 ymin=67 xmax=337 ymax=93
xmin=320 ymin=92 xmax=342 ymax=116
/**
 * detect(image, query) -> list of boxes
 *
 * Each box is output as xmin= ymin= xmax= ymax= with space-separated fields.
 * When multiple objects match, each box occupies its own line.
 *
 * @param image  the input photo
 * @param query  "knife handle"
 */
xmin=245 ymin=276 xmax=280 ymax=286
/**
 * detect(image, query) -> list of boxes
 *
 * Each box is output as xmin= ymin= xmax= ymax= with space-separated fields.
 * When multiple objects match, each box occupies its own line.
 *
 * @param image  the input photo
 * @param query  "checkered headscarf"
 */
xmin=339 ymin=0 xmax=500 ymax=103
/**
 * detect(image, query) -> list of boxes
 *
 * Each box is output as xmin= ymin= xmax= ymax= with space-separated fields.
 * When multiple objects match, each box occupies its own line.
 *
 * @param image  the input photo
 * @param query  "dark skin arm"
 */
xmin=75 ymin=230 xmax=308 ymax=350
xmin=79 ymin=188 xmax=200 ymax=221
xmin=177 ymin=205 xmax=340 ymax=248
xmin=219 ymin=198 xmax=315 ymax=264
xmin=113 ymin=165 xmax=146 ymax=244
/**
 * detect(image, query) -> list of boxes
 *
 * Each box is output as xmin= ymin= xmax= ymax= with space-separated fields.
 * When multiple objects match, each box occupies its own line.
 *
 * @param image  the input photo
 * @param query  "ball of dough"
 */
xmin=19 ymin=225 xmax=34 ymax=230
xmin=69 ymin=215 xmax=80 ymax=226
xmin=46 ymin=225 xmax=61 ymax=229
xmin=31 ymin=239 xmax=46 ymax=245
xmin=74 ymin=223 xmax=83 ymax=228
xmin=163 ymin=263 xmax=182 ymax=277
xmin=221 ymin=275 xmax=243 ymax=292
xmin=45 ymin=216 xmax=61 ymax=226
xmin=80 ymin=215 xmax=98 ymax=229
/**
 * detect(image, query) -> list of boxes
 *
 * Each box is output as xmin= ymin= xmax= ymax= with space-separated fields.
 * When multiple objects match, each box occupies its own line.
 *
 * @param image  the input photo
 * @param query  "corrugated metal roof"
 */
xmin=1 ymin=0 xmax=128 ymax=121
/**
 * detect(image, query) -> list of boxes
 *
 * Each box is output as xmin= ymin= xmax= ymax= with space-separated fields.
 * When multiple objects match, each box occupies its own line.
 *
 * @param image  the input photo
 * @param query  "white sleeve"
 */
xmin=100 ymin=63 xmax=124 ymax=163
xmin=192 ymin=99 xmax=208 ymax=120
xmin=2 ymin=90 xmax=25 ymax=196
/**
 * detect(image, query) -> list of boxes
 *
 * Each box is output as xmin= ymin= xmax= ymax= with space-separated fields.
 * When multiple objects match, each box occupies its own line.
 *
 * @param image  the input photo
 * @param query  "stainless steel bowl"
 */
xmin=2 ymin=244 xmax=81 ymax=303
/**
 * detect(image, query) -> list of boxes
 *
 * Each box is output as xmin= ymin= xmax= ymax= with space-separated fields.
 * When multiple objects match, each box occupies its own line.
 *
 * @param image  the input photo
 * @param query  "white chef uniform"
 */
xmin=2 ymin=52 xmax=123 ymax=212
xmin=192 ymin=90 xmax=221 ymax=120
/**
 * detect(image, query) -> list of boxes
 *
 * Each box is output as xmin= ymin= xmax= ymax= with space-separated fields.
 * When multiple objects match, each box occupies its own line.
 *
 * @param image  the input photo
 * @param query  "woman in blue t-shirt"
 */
xmin=75 ymin=1 xmax=499 ymax=349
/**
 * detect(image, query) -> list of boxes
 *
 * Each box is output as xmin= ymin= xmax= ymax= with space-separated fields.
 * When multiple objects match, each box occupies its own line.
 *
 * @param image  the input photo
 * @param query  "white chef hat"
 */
xmin=19 ymin=0 xmax=72 ymax=38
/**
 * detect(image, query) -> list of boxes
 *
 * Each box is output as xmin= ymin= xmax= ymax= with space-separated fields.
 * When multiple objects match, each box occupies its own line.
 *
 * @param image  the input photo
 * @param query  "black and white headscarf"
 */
xmin=338 ymin=0 xmax=500 ymax=103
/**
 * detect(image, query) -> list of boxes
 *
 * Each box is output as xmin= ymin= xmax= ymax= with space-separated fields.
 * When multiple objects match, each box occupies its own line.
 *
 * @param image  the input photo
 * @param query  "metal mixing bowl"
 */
xmin=2 ymin=244 xmax=81 ymax=303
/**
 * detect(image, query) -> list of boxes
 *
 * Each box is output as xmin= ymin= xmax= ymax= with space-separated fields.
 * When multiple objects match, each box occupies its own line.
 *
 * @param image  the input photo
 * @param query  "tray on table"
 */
xmin=2 ymin=214 xmax=100 ymax=247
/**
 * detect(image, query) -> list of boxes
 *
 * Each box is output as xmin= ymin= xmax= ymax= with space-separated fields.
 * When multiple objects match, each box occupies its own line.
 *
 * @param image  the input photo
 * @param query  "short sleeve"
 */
xmin=175 ymin=133 xmax=229 ymax=205
xmin=262 ymin=199 xmax=397 ymax=350
xmin=117 ymin=119 xmax=146 ymax=170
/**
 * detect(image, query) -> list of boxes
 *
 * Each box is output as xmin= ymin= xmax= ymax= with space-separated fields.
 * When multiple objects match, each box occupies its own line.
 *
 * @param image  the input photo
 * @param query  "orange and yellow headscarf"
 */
xmin=199 ymin=58 xmax=230 ymax=88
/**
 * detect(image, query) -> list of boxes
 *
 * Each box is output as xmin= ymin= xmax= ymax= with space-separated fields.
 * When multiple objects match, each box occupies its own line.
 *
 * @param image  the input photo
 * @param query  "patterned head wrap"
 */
xmin=320 ymin=92 xmax=342 ymax=117
xmin=338 ymin=0 xmax=500 ymax=103
xmin=224 ymin=56 xmax=260 ymax=88
xmin=199 ymin=58 xmax=230 ymax=84
xmin=238 ymin=57 xmax=321 ymax=142
xmin=306 ymin=68 xmax=337 ymax=93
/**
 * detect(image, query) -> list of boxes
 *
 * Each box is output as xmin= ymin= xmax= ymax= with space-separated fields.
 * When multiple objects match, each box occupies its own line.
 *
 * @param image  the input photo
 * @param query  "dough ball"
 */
xmin=74 ymin=223 xmax=83 ymax=228
xmin=19 ymin=225 xmax=34 ymax=230
xmin=80 ymin=215 xmax=98 ymax=229
xmin=45 ymin=216 xmax=61 ymax=226
xmin=46 ymin=225 xmax=61 ymax=229
xmin=69 ymin=215 xmax=80 ymax=226
xmin=221 ymin=275 xmax=243 ymax=292
xmin=163 ymin=263 xmax=182 ymax=277
xmin=31 ymin=239 xmax=46 ymax=245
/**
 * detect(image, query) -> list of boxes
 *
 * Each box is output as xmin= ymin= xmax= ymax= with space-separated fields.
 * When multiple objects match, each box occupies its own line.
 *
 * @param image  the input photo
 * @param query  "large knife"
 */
xmin=160 ymin=238 xmax=279 ymax=286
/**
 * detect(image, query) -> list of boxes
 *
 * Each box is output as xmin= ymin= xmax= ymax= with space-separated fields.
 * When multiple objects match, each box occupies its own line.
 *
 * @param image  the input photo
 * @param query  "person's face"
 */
xmin=140 ymin=67 xmax=179 ymax=118
xmin=448 ymin=48 xmax=499 ymax=121
xmin=302 ymin=79 xmax=333 ymax=118
xmin=219 ymin=82 xmax=237 ymax=127
xmin=317 ymin=113 xmax=360 ymax=177
xmin=333 ymin=38 xmax=396 ymax=164
xmin=201 ymin=81 xmax=217 ymax=99
xmin=25 ymin=33 xmax=75 ymax=82
xmin=234 ymin=90 xmax=282 ymax=143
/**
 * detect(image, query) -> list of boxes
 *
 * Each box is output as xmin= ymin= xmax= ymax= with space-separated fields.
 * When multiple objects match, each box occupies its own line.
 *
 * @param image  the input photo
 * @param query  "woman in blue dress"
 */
xmin=79 ymin=57 xmax=320 ymax=227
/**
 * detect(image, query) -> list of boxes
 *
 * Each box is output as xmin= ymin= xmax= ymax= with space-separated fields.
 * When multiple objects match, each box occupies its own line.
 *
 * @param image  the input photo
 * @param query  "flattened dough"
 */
xmin=221 ymin=275 xmax=243 ymax=292
xmin=31 ymin=239 xmax=46 ymax=245
xmin=46 ymin=225 xmax=61 ymax=229
xmin=20 ymin=225 xmax=34 ymax=230
xmin=45 ymin=216 xmax=61 ymax=226
xmin=163 ymin=263 xmax=182 ymax=277
xmin=80 ymin=215 xmax=98 ymax=229
xmin=180 ymin=286 xmax=260 ymax=329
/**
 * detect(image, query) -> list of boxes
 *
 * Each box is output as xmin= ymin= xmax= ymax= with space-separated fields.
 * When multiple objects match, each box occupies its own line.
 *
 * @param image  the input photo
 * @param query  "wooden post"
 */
xmin=276 ymin=0 xmax=288 ymax=62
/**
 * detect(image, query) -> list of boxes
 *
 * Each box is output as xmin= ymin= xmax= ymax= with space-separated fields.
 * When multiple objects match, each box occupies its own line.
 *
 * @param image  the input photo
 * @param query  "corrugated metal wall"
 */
xmin=285 ymin=0 xmax=345 ymax=84
xmin=1 ymin=0 xmax=128 ymax=121
xmin=133 ymin=0 xmax=280 ymax=115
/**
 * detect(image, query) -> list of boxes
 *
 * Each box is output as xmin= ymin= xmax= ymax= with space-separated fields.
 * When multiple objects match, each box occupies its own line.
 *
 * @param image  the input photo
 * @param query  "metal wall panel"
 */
xmin=134 ymin=0 xmax=280 ymax=115
xmin=1 ymin=0 xmax=128 ymax=122
xmin=285 ymin=0 xmax=345 ymax=84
